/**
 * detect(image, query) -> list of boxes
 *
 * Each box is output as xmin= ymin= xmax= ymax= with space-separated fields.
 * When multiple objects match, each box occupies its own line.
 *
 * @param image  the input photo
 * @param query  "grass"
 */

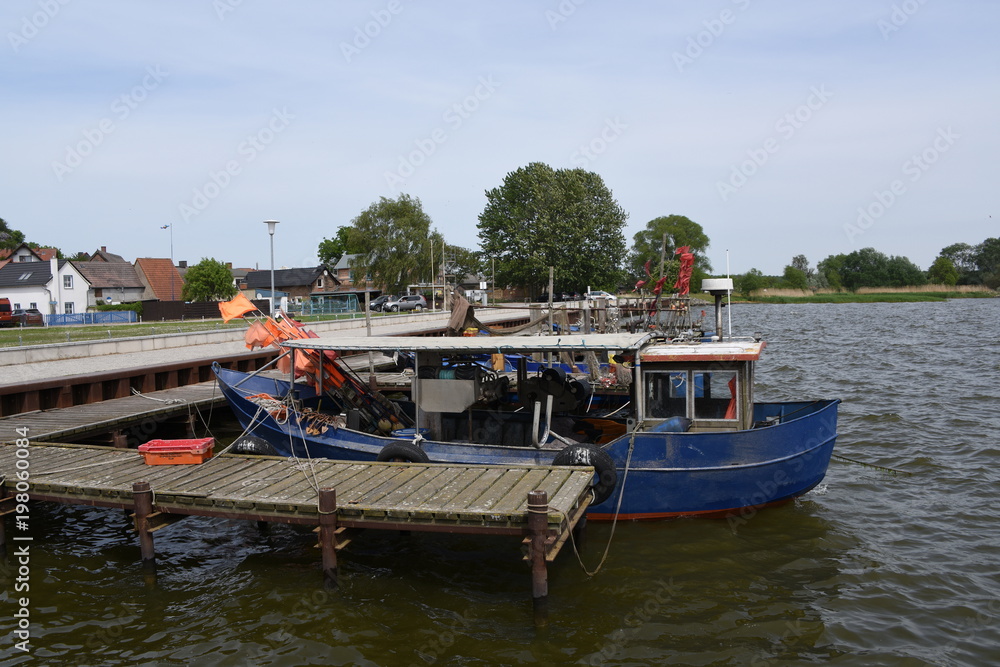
xmin=0 ymin=310 xmax=405 ymax=348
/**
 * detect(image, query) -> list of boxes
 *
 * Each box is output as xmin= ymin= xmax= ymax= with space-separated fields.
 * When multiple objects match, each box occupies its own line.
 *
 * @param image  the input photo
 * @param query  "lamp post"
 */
xmin=160 ymin=224 xmax=174 ymax=300
xmin=264 ymin=220 xmax=279 ymax=316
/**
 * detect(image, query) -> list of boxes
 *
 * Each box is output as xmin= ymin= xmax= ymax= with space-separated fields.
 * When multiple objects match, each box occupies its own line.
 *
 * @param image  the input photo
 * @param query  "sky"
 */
xmin=1 ymin=0 xmax=997 ymax=276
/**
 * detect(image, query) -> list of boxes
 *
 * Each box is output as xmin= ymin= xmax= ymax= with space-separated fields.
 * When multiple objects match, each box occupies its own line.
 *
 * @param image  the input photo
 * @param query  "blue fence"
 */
xmin=46 ymin=311 xmax=138 ymax=326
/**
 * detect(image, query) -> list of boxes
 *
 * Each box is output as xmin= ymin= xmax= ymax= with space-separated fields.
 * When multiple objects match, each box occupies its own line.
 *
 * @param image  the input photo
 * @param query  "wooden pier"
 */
xmin=0 ymin=382 xmax=225 ymax=448
xmin=0 ymin=443 xmax=593 ymax=616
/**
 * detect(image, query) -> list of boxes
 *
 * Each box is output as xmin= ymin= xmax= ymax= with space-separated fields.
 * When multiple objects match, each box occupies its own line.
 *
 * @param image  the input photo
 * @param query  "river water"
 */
xmin=3 ymin=299 xmax=999 ymax=666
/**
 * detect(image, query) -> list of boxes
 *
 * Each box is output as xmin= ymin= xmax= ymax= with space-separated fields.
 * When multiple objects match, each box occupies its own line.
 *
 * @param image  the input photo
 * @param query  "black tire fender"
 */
xmin=377 ymin=440 xmax=430 ymax=463
xmin=552 ymin=444 xmax=617 ymax=506
xmin=231 ymin=435 xmax=278 ymax=456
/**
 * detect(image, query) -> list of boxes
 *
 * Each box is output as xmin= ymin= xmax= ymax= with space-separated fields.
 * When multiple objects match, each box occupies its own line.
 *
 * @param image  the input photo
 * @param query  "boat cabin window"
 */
xmin=644 ymin=369 xmax=739 ymax=422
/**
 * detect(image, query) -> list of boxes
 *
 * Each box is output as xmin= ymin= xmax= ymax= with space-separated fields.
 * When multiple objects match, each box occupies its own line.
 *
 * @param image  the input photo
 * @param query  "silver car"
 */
xmin=385 ymin=295 xmax=427 ymax=312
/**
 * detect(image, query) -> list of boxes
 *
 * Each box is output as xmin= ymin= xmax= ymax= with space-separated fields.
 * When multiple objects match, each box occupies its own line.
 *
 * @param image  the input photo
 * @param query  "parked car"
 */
xmin=369 ymin=295 xmax=394 ymax=312
xmin=384 ymin=295 xmax=427 ymax=312
xmin=538 ymin=292 xmax=564 ymax=303
xmin=12 ymin=308 xmax=44 ymax=326
xmin=586 ymin=290 xmax=617 ymax=303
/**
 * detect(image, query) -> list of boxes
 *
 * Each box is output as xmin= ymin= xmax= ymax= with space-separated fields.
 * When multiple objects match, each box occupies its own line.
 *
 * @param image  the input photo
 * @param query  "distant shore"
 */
xmin=732 ymin=289 xmax=997 ymax=304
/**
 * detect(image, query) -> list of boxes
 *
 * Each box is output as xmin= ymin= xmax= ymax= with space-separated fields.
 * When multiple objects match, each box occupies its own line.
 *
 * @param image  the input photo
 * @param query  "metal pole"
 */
xmin=265 ymin=220 xmax=279 ymax=316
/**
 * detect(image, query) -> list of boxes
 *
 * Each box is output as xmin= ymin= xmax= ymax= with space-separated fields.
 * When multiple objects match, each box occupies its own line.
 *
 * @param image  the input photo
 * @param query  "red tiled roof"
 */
xmin=135 ymin=258 xmax=183 ymax=300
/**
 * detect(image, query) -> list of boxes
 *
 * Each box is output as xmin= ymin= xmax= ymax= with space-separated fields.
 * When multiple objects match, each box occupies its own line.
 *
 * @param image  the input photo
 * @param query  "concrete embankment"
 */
xmin=0 ymin=308 xmax=531 ymax=384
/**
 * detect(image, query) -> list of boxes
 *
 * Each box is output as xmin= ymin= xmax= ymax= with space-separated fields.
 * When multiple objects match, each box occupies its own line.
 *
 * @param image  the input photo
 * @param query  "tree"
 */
xmin=782 ymin=265 xmax=809 ymax=290
xmin=628 ymin=215 xmax=712 ymax=290
xmin=182 ymin=258 xmax=238 ymax=302
xmin=790 ymin=254 xmax=814 ymax=279
xmin=347 ymin=194 xmax=433 ymax=295
xmin=927 ymin=256 xmax=959 ymax=285
xmin=477 ymin=162 xmax=627 ymax=296
xmin=317 ymin=226 xmax=354 ymax=267
xmin=817 ymin=254 xmax=846 ymax=290
xmin=885 ymin=255 xmax=926 ymax=287
xmin=736 ymin=268 xmax=765 ymax=298
xmin=0 ymin=217 xmax=25 ymax=250
xmin=973 ymin=237 xmax=1000 ymax=288
xmin=939 ymin=243 xmax=977 ymax=284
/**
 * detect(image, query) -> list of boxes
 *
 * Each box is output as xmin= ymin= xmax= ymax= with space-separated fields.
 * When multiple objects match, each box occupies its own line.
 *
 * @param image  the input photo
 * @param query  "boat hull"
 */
xmin=213 ymin=366 xmax=839 ymax=520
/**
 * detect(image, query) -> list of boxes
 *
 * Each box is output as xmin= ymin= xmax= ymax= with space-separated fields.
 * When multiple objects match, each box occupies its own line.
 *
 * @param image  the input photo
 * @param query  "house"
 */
xmin=0 ymin=243 xmax=59 ymax=264
xmin=75 ymin=258 xmax=145 ymax=306
xmin=244 ymin=266 xmax=338 ymax=304
xmin=87 ymin=246 xmax=127 ymax=263
xmin=332 ymin=254 xmax=365 ymax=286
xmin=134 ymin=258 xmax=184 ymax=301
xmin=0 ymin=258 xmax=91 ymax=316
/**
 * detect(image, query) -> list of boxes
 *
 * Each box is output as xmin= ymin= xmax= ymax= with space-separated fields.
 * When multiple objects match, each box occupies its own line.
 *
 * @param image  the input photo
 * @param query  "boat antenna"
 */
xmin=726 ymin=249 xmax=732 ymax=339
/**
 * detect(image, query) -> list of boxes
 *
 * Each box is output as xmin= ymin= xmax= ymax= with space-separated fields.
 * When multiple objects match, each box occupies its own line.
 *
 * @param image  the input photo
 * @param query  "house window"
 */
xmin=64 ymin=302 xmax=74 ymax=314
xmin=29 ymin=302 xmax=37 ymax=309
xmin=13 ymin=303 xmax=20 ymax=310
xmin=644 ymin=369 xmax=740 ymax=421
xmin=317 ymin=277 xmax=324 ymax=289
xmin=64 ymin=275 xmax=73 ymax=289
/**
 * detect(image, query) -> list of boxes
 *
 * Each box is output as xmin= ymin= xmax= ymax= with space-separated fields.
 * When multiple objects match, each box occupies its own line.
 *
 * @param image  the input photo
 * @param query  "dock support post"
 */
xmin=527 ymin=489 xmax=549 ymax=625
xmin=132 ymin=481 xmax=156 ymax=564
xmin=318 ymin=487 xmax=338 ymax=588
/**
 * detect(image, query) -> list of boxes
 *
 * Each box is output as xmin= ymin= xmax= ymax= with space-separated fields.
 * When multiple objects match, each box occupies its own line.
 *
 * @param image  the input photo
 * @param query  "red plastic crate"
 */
xmin=138 ymin=438 xmax=214 ymax=465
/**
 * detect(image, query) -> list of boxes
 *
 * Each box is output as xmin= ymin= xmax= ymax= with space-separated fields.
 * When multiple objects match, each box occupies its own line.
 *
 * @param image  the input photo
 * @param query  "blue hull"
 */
xmin=214 ymin=366 xmax=839 ymax=520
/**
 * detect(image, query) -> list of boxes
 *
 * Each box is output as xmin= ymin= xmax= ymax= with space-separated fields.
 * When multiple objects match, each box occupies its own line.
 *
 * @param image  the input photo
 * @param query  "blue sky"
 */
xmin=2 ymin=0 xmax=996 ymax=275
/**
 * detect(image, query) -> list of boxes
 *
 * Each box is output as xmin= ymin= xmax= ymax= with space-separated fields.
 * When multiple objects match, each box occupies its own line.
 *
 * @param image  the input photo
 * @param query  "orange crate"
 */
xmin=138 ymin=438 xmax=214 ymax=465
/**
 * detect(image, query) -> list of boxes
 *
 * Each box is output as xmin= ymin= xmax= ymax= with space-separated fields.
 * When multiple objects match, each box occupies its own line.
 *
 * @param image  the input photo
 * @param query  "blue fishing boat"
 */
xmin=213 ymin=321 xmax=840 ymax=520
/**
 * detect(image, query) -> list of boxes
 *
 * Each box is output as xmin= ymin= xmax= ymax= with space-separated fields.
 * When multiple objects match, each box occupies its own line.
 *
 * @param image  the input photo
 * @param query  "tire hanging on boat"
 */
xmin=376 ymin=440 xmax=431 ymax=463
xmin=552 ymin=444 xmax=617 ymax=506
xmin=230 ymin=434 xmax=278 ymax=456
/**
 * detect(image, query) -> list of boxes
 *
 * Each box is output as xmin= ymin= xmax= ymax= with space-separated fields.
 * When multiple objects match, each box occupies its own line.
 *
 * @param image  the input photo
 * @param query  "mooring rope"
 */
xmin=561 ymin=425 xmax=639 ymax=578
xmin=130 ymin=388 xmax=185 ymax=404
xmin=832 ymin=453 xmax=911 ymax=476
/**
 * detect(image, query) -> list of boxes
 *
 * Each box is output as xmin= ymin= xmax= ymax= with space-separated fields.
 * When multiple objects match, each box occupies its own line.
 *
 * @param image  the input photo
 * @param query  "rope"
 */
xmin=564 ymin=424 xmax=639 ymax=578
xmin=130 ymin=388 xmax=185 ymax=404
xmin=832 ymin=453 xmax=911 ymax=476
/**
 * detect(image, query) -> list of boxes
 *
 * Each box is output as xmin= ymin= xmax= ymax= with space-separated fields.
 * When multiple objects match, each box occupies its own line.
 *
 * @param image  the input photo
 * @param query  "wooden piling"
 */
xmin=132 ymin=481 xmax=155 ymax=563
xmin=318 ymin=487 xmax=338 ymax=588
xmin=527 ymin=489 xmax=549 ymax=624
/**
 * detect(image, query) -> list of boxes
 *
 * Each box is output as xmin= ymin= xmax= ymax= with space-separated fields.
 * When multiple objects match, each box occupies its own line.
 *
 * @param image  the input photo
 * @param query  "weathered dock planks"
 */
xmin=0 ymin=442 xmax=591 ymax=615
xmin=0 ymin=382 xmax=226 ymax=446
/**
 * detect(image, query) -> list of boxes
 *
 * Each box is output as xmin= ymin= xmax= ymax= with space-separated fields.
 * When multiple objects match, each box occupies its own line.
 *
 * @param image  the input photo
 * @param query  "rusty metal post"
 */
xmin=112 ymin=430 xmax=128 ymax=448
xmin=527 ymin=489 xmax=549 ymax=625
xmin=132 ymin=481 xmax=155 ymax=563
xmin=318 ymin=487 xmax=339 ymax=588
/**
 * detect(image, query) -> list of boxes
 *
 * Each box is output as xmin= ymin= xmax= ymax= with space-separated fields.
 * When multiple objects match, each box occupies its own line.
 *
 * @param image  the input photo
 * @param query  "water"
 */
xmin=3 ymin=300 xmax=999 ymax=666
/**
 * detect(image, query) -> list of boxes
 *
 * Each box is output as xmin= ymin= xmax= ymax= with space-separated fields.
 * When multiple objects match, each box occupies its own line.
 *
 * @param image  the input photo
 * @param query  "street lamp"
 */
xmin=264 ymin=220 xmax=279 ymax=315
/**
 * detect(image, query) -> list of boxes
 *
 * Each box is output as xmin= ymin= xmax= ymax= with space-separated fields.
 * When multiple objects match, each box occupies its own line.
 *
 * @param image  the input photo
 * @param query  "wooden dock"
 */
xmin=0 ymin=442 xmax=593 ymax=615
xmin=0 ymin=382 xmax=225 ymax=448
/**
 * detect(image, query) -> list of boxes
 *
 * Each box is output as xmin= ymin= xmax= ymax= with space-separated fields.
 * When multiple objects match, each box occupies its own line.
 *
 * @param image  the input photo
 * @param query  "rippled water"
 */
xmin=3 ymin=299 xmax=999 ymax=666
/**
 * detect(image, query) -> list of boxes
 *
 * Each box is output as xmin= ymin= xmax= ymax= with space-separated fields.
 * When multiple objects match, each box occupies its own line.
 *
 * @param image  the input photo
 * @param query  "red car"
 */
xmin=11 ymin=308 xmax=44 ymax=326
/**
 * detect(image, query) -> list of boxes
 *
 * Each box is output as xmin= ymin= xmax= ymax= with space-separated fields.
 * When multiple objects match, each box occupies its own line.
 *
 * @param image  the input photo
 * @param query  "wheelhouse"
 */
xmin=635 ymin=339 xmax=765 ymax=432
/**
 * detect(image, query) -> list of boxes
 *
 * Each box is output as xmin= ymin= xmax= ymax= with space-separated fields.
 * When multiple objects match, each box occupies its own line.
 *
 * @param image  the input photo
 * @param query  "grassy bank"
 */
xmin=745 ymin=291 xmax=997 ymax=304
xmin=0 ymin=310 xmax=394 ymax=348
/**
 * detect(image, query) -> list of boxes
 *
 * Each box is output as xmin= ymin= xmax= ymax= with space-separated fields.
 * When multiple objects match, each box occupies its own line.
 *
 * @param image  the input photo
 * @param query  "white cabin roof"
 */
xmin=281 ymin=332 xmax=653 ymax=354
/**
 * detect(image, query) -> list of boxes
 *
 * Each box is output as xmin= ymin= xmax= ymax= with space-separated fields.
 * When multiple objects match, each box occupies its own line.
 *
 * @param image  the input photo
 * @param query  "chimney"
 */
xmin=179 ymin=260 xmax=187 ymax=269
xmin=101 ymin=246 xmax=107 ymax=253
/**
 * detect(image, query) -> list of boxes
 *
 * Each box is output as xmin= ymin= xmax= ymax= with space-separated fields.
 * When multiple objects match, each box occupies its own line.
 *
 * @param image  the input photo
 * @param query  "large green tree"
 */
xmin=973 ymin=237 xmax=1000 ymax=288
xmin=182 ymin=258 xmax=238 ymax=301
xmin=0 ymin=217 xmax=25 ymax=250
xmin=317 ymin=226 xmax=354 ymax=267
xmin=477 ymin=162 xmax=627 ymax=295
xmin=347 ymin=194 xmax=433 ymax=295
xmin=927 ymin=256 xmax=959 ymax=285
xmin=628 ymin=215 xmax=712 ymax=290
xmin=839 ymin=247 xmax=925 ymax=290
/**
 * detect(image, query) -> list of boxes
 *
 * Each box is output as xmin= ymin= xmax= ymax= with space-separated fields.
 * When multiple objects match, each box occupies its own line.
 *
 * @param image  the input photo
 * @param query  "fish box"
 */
xmin=138 ymin=438 xmax=214 ymax=465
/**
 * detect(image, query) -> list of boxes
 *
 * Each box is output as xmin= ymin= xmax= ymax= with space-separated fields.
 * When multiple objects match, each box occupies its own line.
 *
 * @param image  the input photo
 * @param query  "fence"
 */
xmin=46 ymin=311 xmax=138 ymax=326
